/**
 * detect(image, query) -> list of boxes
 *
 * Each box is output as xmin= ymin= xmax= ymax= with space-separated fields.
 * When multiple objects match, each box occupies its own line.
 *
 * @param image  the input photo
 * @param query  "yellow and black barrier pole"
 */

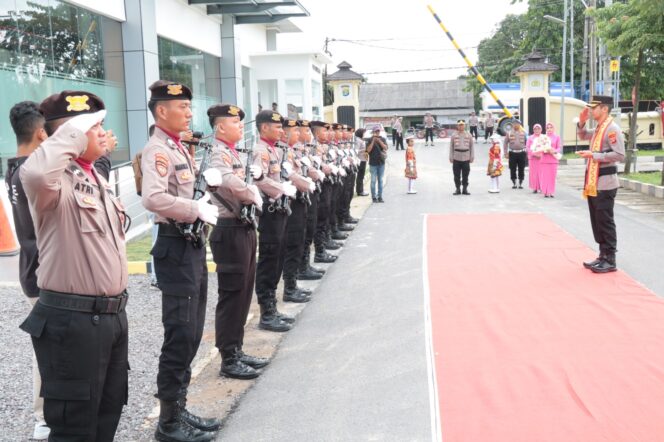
xmin=427 ymin=4 xmax=515 ymax=135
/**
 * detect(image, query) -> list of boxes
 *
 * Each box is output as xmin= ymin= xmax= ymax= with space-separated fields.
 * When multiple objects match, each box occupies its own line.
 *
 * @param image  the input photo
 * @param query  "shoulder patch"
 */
xmin=223 ymin=152 xmax=233 ymax=166
xmin=608 ymin=131 xmax=618 ymax=145
xmin=155 ymin=152 xmax=169 ymax=177
xmin=261 ymin=152 xmax=269 ymax=162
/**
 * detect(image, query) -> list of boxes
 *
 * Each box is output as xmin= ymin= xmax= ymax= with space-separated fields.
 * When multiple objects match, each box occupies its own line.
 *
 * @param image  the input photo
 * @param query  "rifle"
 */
xmin=297 ymin=147 xmax=312 ymax=206
xmin=306 ymin=143 xmax=323 ymax=193
xmin=179 ymin=138 xmax=213 ymax=248
xmin=240 ymin=142 xmax=260 ymax=229
xmin=269 ymin=142 xmax=292 ymax=216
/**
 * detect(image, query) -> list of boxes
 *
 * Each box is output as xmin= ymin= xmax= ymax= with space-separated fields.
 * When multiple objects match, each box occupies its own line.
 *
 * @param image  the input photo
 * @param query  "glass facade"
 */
xmin=0 ymin=0 xmax=128 ymax=170
xmin=158 ymin=37 xmax=221 ymax=135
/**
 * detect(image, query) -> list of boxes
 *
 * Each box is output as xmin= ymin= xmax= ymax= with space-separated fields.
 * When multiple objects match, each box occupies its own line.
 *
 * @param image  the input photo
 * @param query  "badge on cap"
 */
xmin=228 ymin=106 xmax=240 ymax=116
xmin=66 ymin=95 xmax=91 ymax=112
xmin=271 ymin=113 xmax=281 ymax=122
xmin=167 ymin=84 xmax=183 ymax=96
xmin=288 ymin=120 xmax=297 ymax=127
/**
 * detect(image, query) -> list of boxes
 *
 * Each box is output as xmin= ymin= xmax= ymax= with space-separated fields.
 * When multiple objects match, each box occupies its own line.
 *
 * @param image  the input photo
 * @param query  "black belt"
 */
xmin=454 ymin=149 xmax=470 ymax=152
xmin=39 ymin=289 xmax=128 ymax=314
xmin=158 ymin=223 xmax=184 ymax=237
xmin=216 ymin=217 xmax=249 ymax=227
xmin=598 ymin=166 xmax=618 ymax=176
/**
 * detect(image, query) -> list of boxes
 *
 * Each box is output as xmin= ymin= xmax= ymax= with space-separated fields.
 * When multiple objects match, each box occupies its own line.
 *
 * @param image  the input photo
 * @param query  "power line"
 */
xmin=329 ymin=38 xmax=478 ymax=53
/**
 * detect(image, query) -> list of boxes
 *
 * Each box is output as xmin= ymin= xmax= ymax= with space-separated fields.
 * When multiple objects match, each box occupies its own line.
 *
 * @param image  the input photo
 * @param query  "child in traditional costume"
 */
xmin=405 ymin=136 xmax=417 ymax=194
xmin=487 ymin=135 xmax=504 ymax=193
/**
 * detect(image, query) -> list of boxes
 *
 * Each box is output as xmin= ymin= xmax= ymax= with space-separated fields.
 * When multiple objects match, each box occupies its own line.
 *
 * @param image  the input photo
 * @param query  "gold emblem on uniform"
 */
xmin=180 ymin=171 xmax=192 ymax=181
xmin=167 ymin=84 xmax=183 ymax=96
xmin=228 ymin=106 xmax=240 ymax=116
xmin=82 ymin=196 xmax=96 ymax=206
xmin=271 ymin=165 xmax=281 ymax=174
xmin=271 ymin=113 xmax=281 ymax=122
xmin=66 ymin=95 xmax=91 ymax=112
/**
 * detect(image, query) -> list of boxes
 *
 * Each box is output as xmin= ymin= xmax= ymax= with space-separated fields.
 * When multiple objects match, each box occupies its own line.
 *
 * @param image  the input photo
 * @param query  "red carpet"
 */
xmin=426 ymin=213 xmax=664 ymax=442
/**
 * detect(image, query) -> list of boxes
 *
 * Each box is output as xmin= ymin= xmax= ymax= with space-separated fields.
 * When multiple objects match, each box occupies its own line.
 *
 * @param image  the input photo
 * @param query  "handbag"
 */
xmin=379 ymin=148 xmax=387 ymax=162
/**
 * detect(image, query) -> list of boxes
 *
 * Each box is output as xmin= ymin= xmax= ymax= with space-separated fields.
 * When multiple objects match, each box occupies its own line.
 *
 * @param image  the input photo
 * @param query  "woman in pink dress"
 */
xmin=539 ymin=122 xmax=561 ymax=198
xmin=526 ymin=124 xmax=543 ymax=193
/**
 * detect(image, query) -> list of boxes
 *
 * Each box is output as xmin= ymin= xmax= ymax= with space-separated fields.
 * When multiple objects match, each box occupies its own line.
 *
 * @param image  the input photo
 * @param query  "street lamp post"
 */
xmin=544 ymin=0 xmax=569 ymax=148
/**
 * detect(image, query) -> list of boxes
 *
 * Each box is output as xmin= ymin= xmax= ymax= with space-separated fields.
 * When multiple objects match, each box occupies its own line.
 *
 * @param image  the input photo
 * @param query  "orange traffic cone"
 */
xmin=0 ymin=198 xmax=19 ymax=256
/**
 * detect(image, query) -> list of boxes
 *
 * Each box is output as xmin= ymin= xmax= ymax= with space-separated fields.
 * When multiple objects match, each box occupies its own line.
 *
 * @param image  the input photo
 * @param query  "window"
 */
xmin=285 ymin=79 xmax=303 ymax=119
xmin=311 ymin=80 xmax=322 ymax=120
xmin=0 ymin=0 xmax=128 ymax=166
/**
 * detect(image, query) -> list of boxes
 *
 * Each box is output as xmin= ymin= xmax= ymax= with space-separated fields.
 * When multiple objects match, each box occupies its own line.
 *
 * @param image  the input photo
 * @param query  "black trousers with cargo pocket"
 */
xmin=152 ymin=230 xmax=208 ymax=402
xmin=210 ymin=219 xmax=257 ymax=354
xmin=255 ymin=203 xmax=289 ymax=304
xmin=20 ymin=301 xmax=129 ymax=442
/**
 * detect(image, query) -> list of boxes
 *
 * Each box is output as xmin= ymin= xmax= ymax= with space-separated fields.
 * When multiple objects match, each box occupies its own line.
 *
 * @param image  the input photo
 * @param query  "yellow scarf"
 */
xmin=583 ymin=116 xmax=613 ymax=198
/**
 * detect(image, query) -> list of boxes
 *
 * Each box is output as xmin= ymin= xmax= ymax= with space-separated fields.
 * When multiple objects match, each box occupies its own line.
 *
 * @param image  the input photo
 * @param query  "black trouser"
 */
xmin=469 ymin=126 xmax=478 ymax=141
xmin=509 ymin=150 xmax=527 ymax=182
xmin=356 ymin=161 xmax=367 ymax=195
xmin=210 ymin=219 xmax=256 ymax=354
xmin=152 ymin=230 xmax=208 ymax=402
xmin=329 ymin=181 xmax=342 ymax=231
xmin=21 ymin=299 xmax=129 ymax=441
xmin=337 ymin=170 xmax=354 ymax=223
xmin=283 ymin=198 xmax=307 ymax=280
xmin=587 ymin=188 xmax=618 ymax=258
xmin=484 ymin=126 xmax=494 ymax=141
xmin=395 ymin=133 xmax=404 ymax=150
xmin=315 ymin=182 xmax=332 ymax=249
xmin=255 ymin=203 xmax=288 ymax=303
xmin=425 ymin=128 xmax=434 ymax=143
xmin=452 ymin=160 xmax=470 ymax=189
xmin=305 ymin=191 xmax=319 ymax=249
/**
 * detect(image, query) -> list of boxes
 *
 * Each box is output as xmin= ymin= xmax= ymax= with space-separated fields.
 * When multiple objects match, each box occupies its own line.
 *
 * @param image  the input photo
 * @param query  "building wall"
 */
xmin=156 ymin=0 xmax=222 ymax=57
xmin=64 ymin=0 xmax=126 ymax=21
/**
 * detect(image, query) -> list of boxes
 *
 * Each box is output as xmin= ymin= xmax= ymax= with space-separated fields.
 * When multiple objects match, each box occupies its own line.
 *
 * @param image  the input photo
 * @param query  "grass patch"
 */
xmin=126 ymin=233 xmax=153 ymax=262
xmin=624 ymin=171 xmax=663 ymax=186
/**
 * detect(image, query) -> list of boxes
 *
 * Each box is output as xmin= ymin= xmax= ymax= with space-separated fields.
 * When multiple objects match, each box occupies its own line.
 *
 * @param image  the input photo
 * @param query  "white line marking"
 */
xmin=422 ymin=214 xmax=443 ymax=442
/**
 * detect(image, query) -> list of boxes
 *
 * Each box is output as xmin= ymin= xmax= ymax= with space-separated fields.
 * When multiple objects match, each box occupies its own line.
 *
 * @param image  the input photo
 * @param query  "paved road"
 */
xmin=219 ymin=138 xmax=664 ymax=442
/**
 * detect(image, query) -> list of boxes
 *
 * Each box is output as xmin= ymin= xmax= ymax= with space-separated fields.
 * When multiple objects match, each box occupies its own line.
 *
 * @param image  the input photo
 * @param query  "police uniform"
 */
xmin=577 ymin=95 xmax=626 ymax=273
xmin=484 ymin=113 xmax=495 ymax=142
xmin=469 ymin=113 xmax=479 ymax=141
xmin=279 ymin=119 xmax=316 ymax=302
xmin=450 ymin=121 xmax=474 ymax=195
xmin=253 ymin=110 xmax=295 ymax=332
xmin=504 ymin=123 xmax=527 ymax=188
xmin=338 ymin=126 xmax=359 ymax=225
xmin=140 ymin=81 xmax=220 ymax=439
xmin=328 ymin=124 xmax=350 ymax=241
xmin=310 ymin=121 xmax=338 ymax=263
xmin=19 ymin=91 xmax=129 ymax=441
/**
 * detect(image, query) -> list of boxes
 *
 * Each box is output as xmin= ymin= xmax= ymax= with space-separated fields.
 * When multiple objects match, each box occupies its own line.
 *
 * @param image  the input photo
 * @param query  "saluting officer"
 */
xmin=449 ymin=119 xmax=474 ymax=195
xmin=19 ymin=91 xmax=129 ymax=441
xmin=296 ymin=120 xmax=326 ymax=280
xmin=504 ymin=119 xmax=528 ymax=189
xmin=252 ymin=110 xmax=298 ymax=332
xmin=141 ymin=80 xmax=221 ymax=441
xmin=205 ymin=103 xmax=270 ymax=380
xmin=576 ymin=95 xmax=625 ymax=273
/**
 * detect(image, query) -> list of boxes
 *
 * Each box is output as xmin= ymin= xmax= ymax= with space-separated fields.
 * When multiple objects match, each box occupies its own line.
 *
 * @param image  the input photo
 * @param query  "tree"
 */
xmin=592 ymin=0 xmax=664 ymax=180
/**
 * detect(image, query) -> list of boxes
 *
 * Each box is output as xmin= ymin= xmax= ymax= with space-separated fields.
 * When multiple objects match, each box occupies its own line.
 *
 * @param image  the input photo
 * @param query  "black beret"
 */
xmin=207 ymin=103 xmax=245 ymax=120
xmin=587 ymin=95 xmax=613 ymax=108
xmin=149 ymin=80 xmax=192 ymax=101
xmin=346 ymin=126 xmax=354 ymax=132
xmin=39 ymin=90 xmax=105 ymax=122
xmin=310 ymin=120 xmax=329 ymax=129
xmin=283 ymin=118 xmax=300 ymax=128
xmin=332 ymin=123 xmax=343 ymax=130
xmin=255 ymin=110 xmax=283 ymax=126
xmin=298 ymin=120 xmax=310 ymax=127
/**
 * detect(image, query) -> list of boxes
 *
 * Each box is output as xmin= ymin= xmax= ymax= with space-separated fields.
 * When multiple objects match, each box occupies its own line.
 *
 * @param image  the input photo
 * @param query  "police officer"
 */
xmin=469 ymin=111 xmax=479 ymax=141
xmin=504 ymin=120 xmax=527 ymax=189
xmin=19 ymin=91 xmax=129 ymax=441
xmin=328 ymin=123 xmax=351 ymax=240
xmin=576 ymin=95 xmax=625 ymax=273
xmin=280 ymin=118 xmax=316 ymax=303
xmin=141 ymin=80 xmax=221 ymax=441
xmin=252 ymin=110 xmax=298 ymax=332
xmin=449 ymin=119 xmax=474 ymax=195
xmin=206 ymin=103 xmax=270 ymax=380
xmin=310 ymin=121 xmax=338 ymax=263
xmin=484 ymin=112 xmax=495 ymax=143
xmin=297 ymin=120 xmax=327 ymax=280
xmin=339 ymin=126 xmax=359 ymax=225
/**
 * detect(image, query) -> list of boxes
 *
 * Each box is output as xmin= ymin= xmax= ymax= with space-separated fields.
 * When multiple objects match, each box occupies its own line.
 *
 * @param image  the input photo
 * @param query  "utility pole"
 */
xmin=588 ymin=0 xmax=597 ymax=98
xmin=560 ymin=0 xmax=568 ymax=144
xmin=580 ymin=3 xmax=589 ymax=100
xmin=602 ymin=0 xmax=613 ymax=97
xmin=570 ymin=0 xmax=574 ymax=97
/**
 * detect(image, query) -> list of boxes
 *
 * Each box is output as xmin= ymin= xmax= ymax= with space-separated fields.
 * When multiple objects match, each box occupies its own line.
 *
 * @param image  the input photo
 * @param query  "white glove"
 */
xmin=196 ymin=193 xmax=218 ymax=225
xmin=331 ymin=165 xmax=339 ymax=175
xmin=248 ymin=184 xmax=263 ymax=208
xmin=304 ymin=177 xmax=315 ymax=193
xmin=313 ymin=156 xmax=322 ymax=167
xmin=300 ymin=157 xmax=312 ymax=167
xmin=342 ymin=159 xmax=350 ymax=168
xmin=329 ymin=150 xmax=337 ymax=160
xmin=316 ymin=170 xmax=325 ymax=181
xmin=249 ymin=164 xmax=263 ymax=180
xmin=282 ymin=162 xmax=293 ymax=177
xmin=202 ymin=168 xmax=222 ymax=187
xmin=67 ymin=110 xmax=107 ymax=134
xmin=282 ymin=182 xmax=297 ymax=198
xmin=339 ymin=168 xmax=347 ymax=177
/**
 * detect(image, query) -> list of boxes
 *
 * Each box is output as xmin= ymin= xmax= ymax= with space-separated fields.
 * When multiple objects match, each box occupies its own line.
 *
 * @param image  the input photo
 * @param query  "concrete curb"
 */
xmin=619 ymin=177 xmax=664 ymax=199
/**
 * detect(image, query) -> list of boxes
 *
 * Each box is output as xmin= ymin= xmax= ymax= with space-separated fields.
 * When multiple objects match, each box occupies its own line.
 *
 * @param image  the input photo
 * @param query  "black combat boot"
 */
xmin=155 ymin=400 xmax=216 ymax=442
xmin=314 ymin=248 xmax=337 ymax=263
xmin=220 ymin=347 xmax=260 ymax=380
xmin=462 ymin=186 xmax=470 ymax=195
xmin=238 ymin=349 xmax=270 ymax=369
xmin=177 ymin=396 xmax=221 ymax=433
xmin=512 ymin=180 xmax=517 ymax=189
xmin=453 ymin=187 xmax=461 ymax=195
xmin=590 ymin=255 xmax=617 ymax=274
xmin=325 ymin=239 xmax=342 ymax=249
xmin=259 ymin=300 xmax=292 ymax=332
xmin=283 ymin=277 xmax=311 ymax=303
xmin=331 ymin=228 xmax=349 ymax=240
xmin=344 ymin=215 xmax=359 ymax=224
xmin=297 ymin=248 xmax=324 ymax=280
xmin=337 ymin=223 xmax=354 ymax=232
xmin=583 ymin=255 xmax=604 ymax=269
xmin=518 ymin=180 xmax=524 ymax=189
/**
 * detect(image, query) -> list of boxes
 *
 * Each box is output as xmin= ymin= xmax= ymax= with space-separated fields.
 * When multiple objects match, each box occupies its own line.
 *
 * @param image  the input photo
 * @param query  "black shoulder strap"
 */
xmin=211 ymin=192 xmax=239 ymax=218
